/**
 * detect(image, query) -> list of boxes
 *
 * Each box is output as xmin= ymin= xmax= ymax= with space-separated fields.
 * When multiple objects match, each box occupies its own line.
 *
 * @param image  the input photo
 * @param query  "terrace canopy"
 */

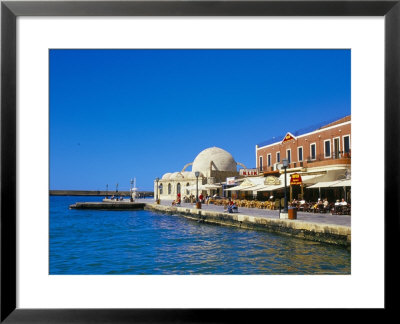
xmin=329 ymin=179 xmax=351 ymax=187
xmin=225 ymin=184 xmax=257 ymax=191
xmin=307 ymin=180 xmax=348 ymax=188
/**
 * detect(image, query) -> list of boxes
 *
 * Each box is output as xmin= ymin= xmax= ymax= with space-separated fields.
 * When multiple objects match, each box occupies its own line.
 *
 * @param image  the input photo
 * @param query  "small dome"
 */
xmin=162 ymin=173 xmax=172 ymax=180
xmin=170 ymin=172 xmax=184 ymax=180
xmin=181 ymin=171 xmax=200 ymax=179
xmin=192 ymin=147 xmax=237 ymax=173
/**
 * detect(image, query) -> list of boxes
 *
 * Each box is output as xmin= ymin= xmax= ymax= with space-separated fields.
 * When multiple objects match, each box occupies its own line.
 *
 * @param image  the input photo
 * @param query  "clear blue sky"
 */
xmin=50 ymin=49 xmax=350 ymax=191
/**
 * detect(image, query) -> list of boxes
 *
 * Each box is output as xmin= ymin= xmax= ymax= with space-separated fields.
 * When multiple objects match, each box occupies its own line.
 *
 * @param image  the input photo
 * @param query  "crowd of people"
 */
xmin=168 ymin=193 xmax=349 ymax=215
xmin=290 ymin=197 xmax=350 ymax=214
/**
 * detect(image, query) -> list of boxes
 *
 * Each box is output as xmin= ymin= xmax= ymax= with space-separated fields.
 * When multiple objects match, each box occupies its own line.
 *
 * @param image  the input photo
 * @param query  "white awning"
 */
xmin=330 ymin=179 xmax=351 ymax=187
xmin=225 ymin=184 xmax=256 ymax=191
xmin=307 ymin=180 xmax=343 ymax=188
xmin=256 ymin=183 xmax=286 ymax=192
xmin=202 ymin=184 xmax=222 ymax=189
xmin=300 ymin=174 xmax=325 ymax=184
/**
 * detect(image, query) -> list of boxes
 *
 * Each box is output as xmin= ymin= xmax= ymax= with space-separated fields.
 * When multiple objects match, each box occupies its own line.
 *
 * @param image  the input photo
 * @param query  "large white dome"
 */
xmin=192 ymin=147 xmax=237 ymax=173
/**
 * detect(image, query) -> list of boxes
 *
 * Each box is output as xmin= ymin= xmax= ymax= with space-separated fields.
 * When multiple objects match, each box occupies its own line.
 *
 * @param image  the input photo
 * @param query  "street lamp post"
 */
xmin=155 ymin=177 xmax=160 ymax=204
xmin=195 ymin=171 xmax=200 ymax=202
xmin=130 ymin=178 xmax=134 ymax=202
xmin=106 ymin=184 xmax=108 ymax=198
xmin=282 ymin=159 xmax=289 ymax=214
xmin=116 ymin=183 xmax=119 ymax=196
xmin=195 ymin=171 xmax=201 ymax=209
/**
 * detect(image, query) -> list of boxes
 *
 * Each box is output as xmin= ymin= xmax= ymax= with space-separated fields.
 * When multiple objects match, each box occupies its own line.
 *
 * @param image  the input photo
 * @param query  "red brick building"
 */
xmin=256 ymin=116 xmax=351 ymax=173
xmin=255 ymin=116 xmax=351 ymax=202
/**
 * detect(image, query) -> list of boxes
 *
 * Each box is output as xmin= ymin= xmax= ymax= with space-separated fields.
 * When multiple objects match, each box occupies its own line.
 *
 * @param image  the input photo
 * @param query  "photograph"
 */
xmin=49 ymin=49 xmax=351 ymax=275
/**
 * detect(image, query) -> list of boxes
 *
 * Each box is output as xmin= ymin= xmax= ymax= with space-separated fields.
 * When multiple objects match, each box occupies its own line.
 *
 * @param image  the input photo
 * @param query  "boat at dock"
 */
xmin=102 ymin=198 xmax=132 ymax=202
xmin=102 ymin=177 xmax=139 ymax=202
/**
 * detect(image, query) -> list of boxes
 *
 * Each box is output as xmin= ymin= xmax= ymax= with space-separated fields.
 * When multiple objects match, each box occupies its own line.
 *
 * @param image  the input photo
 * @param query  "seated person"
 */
xmin=171 ymin=198 xmax=181 ymax=206
xmin=334 ymin=199 xmax=342 ymax=213
xmin=226 ymin=198 xmax=233 ymax=212
xmin=311 ymin=199 xmax=321 ymax=212
xmin=232 ymin=202 xmax=238 ymax=212
xmin=323 ymin=198 xmax=329 ymax=211
xmin=340 ymin=198 xmax=347 ymax=206
xmin=227 ymin=199 xmax=238 ymax=213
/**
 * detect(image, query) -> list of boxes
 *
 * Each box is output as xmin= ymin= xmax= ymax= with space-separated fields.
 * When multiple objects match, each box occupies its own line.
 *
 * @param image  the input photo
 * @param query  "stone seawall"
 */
xmin=145 ymin=203 xmax=351 ymax=247
xmin=50 ymin=190 xmax=154 ymax=196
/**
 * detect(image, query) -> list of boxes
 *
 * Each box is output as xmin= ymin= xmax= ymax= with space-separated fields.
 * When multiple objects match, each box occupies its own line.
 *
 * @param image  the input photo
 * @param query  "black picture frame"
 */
xmin=1 ymin=0 xmax=398 ymax=322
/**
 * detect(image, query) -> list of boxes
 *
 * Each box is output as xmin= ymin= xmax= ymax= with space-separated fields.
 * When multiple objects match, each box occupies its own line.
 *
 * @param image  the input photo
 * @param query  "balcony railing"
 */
xmin=306 ymin=150 xmax=351 ymax=163
xmin=258 ymin=150 xmax=351 ymax=172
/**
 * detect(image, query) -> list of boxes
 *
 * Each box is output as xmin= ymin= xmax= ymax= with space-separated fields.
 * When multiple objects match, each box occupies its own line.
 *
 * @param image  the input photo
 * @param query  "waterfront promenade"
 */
xmin=137 ymin=198 xmax=351 ymax=247
xmin=136 ymin=198 xmax=351 ymax=227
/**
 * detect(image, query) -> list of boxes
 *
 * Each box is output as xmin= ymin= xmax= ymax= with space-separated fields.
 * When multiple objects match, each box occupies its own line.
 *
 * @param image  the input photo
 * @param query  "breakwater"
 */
xmin=145 ymin=203 xmax=351 ymax=247
xmin=51 ymin=190 xmax=153 ymax=196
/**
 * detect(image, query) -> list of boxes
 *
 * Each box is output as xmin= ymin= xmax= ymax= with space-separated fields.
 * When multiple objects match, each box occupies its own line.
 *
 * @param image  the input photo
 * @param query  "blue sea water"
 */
xmin=49 ymin=196 xmax=351 ymax=275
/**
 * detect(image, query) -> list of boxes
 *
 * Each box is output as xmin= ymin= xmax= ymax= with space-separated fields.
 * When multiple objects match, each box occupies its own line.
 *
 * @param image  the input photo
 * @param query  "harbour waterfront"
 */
xmin=50 ymin=196 xmax=350 ymax=275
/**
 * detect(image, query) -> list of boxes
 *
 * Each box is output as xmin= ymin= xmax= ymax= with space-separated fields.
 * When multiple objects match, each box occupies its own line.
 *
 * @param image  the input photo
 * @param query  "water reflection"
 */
xmin=50 ymin=196 xmax=350 ymax=275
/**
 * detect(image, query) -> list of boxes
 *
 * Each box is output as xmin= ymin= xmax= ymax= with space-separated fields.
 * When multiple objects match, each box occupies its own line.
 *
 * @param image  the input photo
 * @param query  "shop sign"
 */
xmin=290 ymin=173 xmax=302 ymax=185
xmin=282 ymin=132 xmax=296 ymax=143
xmin=226 ymin=177 xmax=236 ymax=185
xmin=265 ymin=176 xmax=280 ymax=185
xmin=239 ymin=168 xmax=259 ymax=176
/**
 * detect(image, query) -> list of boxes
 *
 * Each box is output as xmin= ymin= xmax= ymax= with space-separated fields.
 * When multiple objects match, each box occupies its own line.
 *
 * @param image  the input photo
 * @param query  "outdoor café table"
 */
xmin=334 ymin=205 xmax=342 ymax=215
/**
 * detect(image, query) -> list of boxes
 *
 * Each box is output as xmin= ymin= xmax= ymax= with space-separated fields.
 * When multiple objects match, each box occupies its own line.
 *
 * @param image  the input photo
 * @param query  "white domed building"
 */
xmin=155 ymin=147 xmax=246 ymax=200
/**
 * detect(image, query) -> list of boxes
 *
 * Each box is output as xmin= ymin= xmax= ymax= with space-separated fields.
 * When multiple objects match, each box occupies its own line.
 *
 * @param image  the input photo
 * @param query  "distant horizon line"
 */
xmin=49 ymin=189 xmax=154 ymax=193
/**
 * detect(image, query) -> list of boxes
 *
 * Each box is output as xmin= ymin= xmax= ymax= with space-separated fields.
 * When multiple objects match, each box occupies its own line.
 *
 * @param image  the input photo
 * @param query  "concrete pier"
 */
xmin=69 ymin=202 xmax=146 ymax=210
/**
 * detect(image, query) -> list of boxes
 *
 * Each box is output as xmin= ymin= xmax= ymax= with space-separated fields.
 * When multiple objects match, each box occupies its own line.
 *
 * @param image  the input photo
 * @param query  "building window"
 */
xmin=324 ymin=139 xmax=331 ymax=158
xmin=276 ymin=152 xmax=280 ymax=163
xmin=177 ymin=183 xmax=181 ymax=195
xmin=186 ymin=183 xmax=190 ymax=195
xmin=168 ymin=183 xmax=171 ymax=195
xmin=310 ymin=143 xmax=316 ymax=160
xmin=286 ymin=149 xmax=291 ymax=163
xmin=343 ymin=135 xmax=350 ymax=153
xmin=267 ymin=154 xmax=271 ymax=167
xmin=259 ymin=156 xmax=263 ymax=171
xmin=333 ymin=137 xmax=340 ymax=159
xmin=159 ymin=184 xmax=163 ymax=195
xmin=298 ymin=147 xmax=303 ymax=162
